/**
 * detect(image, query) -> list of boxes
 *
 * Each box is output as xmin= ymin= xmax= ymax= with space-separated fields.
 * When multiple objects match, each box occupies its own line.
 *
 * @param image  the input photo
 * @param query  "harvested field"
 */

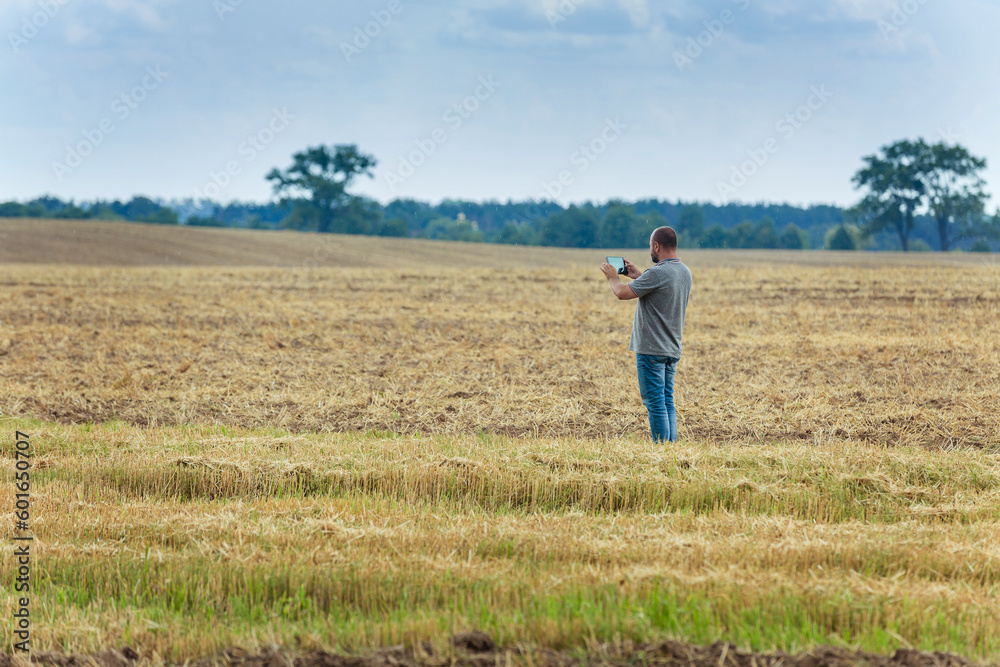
xmin=2 ymin=422 xmax=1000 ymax=663
xmin=1 ymin=226 xmax=999 ymax=664
xmin=0 ymin=219 xmax=994 ymax=269
xmin=0 ymin=248 xmax=998 ymax=447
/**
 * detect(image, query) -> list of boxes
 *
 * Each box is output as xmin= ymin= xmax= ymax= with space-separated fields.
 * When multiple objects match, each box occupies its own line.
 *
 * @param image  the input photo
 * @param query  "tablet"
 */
xmin=606 ymin=256 xmax=626 ymax=275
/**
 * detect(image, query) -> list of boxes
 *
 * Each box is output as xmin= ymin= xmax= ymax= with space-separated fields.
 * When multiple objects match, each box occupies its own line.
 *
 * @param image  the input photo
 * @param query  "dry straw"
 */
xmin=0 ymin=250 xmax=998 ymax=663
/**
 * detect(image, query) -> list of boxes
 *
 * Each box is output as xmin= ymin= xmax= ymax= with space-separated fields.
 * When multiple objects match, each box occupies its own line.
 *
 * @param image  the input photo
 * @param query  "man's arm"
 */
xmin=600 ymin=263 xmax=639 ymax=300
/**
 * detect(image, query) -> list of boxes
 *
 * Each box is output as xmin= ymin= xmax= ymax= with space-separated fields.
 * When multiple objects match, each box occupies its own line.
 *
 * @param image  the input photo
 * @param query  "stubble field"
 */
xmin=1 ymin=226 xmax=999 ymax=665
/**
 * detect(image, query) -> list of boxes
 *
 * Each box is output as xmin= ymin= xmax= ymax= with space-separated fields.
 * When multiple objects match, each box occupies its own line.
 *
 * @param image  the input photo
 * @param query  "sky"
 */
xmin=2 ymin=0 xmax=999 ymax=209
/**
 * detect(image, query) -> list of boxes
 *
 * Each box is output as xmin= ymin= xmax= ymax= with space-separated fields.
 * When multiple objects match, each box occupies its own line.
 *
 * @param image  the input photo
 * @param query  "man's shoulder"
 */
xmin=660 ymin=260 xmax=691 ymax=276
xmin=637 ymin=261 xmax=691 ymax=294
xmin=666 ymin=261 xmax=693 ymax=293
xmin=679 ymin=262 xmax=693 ymax=290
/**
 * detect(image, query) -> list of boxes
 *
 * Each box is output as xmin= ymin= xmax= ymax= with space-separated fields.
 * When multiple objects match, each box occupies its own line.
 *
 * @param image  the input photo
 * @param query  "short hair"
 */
xmin=651 ymin=226 xmax=677 ymax=250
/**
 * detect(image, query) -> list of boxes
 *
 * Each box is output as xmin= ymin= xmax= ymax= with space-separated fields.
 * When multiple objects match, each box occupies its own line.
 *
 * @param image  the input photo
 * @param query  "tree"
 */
xmin=676 ymin=205 xmax=706 ymax=245
xmin=574 ymin=207 xmax=601 ymax=248
xmin=0 ymin=202 xmax=27 ymax=217
xmin=538 ymin=205 xmax=600 ymax=248
xmin=136 ymin=207 xmax=179 ymax=224
xmin=851 ymin=140 xmax=925 ymax=251
xmin=955 ymin=210 xmax=1000 ymax=249
xmin=700 ymin=224 xmax=728 ymax=249
xmin=336 ymin=195 xmax=382 ymax=235
xmin=779 ymin=224 xmax=809 ymax=249
xmin=52 ymin=204 xmax=91 ymax=219
xmin=826 ymin=224 xmax=857 ymax=251
xmin=267 ymin=144 xmax=377 ymax=234
xmin=726 ymin=220 xmax=755 ymax=249
xmin=979 ymin=211 xmax=1000 ymax=244
xmin=633 ymin=210 xmax=666 ymax=248
xmin=377 ymin=217 xmax=410 ymax=237
xmin=23 ymin=201 xmax=47 ymax=217
xmin=495 ymin=220 xmax=536 ymax=245
xmin=601 ymin=202 xmax=639 ymax=247
xmin=422 ymin=217 xmax=483 ymax=242
xmin=918 ymin=141 xmax=988 ymax=251
xmin=122 ymin=196 xmax=161 ymax=220
xmin=89 ymin=204 xmax=125 ymax=220
xmin=752 ymin=216 xmax=779 ymax=249
xmin=384 ymin=198 xmax=437 ymax=236
xmin=27 ymin=196 xmax=65 ymax=215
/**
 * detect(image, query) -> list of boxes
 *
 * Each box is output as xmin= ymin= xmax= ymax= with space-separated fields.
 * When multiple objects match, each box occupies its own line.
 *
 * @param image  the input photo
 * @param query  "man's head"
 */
xmin=649 ymin=226 xmax=678 ymax=264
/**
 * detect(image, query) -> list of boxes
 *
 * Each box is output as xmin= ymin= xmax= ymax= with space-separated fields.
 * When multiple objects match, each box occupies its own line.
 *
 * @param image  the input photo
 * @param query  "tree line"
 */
xmin=255 ymin=141 xmax=1000 ymax=251
xmin=3 ymin=140 xmax=997 ymax=252
xmin=0 ymin=195 xmax=179 ymax=224
xmin=0 ymin=191 xmax=852 ymax=251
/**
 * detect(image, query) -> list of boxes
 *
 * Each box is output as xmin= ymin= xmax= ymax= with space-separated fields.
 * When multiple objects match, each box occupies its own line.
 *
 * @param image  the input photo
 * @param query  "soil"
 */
xmin=1 ymin=634 xmax=990 ymax=667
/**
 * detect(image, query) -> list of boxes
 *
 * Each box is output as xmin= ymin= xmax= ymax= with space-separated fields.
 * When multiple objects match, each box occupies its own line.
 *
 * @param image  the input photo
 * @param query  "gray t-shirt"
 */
xmin=627 ymin=259 xmax=692 ymax=358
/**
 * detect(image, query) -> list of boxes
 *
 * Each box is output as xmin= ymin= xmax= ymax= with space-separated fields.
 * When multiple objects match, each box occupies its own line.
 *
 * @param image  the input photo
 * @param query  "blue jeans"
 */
xmin=636 ymin=353 xmax=679 ymax=443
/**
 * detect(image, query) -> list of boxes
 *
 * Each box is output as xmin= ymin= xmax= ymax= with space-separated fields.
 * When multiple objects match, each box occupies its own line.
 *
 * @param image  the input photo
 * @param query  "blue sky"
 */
xmin=2 ymin=0 xmax=998 ymax=208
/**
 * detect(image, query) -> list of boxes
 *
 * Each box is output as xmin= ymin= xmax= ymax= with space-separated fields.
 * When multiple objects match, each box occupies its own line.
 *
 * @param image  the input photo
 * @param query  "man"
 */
xmin=600 ymin=226 xmax=692 ymax=443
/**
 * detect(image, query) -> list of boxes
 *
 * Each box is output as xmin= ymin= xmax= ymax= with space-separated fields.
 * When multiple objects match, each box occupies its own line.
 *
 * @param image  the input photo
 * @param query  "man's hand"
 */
xmin=623 ymin=259 xmax=641 ymax=279
xmin=600 ymin=263 xmax=638 ymax=301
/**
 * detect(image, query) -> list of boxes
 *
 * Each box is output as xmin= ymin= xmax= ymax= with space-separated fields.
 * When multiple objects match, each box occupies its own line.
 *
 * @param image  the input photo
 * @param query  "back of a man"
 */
xmin=628 ymin=259 xmax=692 ymax=361
xmin=600 ymin=226 xmax=692 ymax=443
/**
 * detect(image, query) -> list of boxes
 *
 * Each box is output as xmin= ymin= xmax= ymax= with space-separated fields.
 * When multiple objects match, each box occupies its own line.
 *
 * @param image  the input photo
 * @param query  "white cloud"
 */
xmin=2 ymin=0 xmax=996 ymax=207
